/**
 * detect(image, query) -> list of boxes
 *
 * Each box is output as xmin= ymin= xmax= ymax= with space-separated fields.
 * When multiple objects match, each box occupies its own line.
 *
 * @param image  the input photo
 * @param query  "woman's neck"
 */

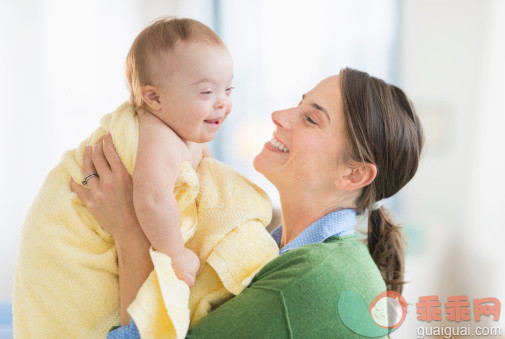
xmin=278 ymin=191 xmax=335 ymax=249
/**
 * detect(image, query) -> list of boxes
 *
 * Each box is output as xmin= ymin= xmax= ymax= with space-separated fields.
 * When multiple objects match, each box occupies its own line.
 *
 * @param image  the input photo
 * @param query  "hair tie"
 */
xmin=370 ymin=200 xmax=383 ymax=211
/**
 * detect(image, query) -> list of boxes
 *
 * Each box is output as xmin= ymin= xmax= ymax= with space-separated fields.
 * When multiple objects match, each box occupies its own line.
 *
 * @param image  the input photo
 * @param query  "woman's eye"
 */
xmin=305 ymin=116 xmax=317 ymax=125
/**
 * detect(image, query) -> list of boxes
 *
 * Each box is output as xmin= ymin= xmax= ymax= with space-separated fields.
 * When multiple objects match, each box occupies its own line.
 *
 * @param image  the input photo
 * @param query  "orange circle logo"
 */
xmin=368 ymin=291 xmax=407 ymax=329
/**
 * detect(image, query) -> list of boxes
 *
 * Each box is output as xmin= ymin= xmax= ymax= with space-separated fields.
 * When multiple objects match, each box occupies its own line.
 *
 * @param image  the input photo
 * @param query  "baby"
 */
xmin=127 ymin=17 xmax=233 ymax=287
xmin=14 ymin=17 xmax=279 ymax=338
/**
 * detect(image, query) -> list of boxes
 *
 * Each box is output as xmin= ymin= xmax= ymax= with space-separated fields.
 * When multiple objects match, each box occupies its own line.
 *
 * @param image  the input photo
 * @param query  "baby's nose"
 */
xmin=214 ymin=97 xmax=227 ymax=110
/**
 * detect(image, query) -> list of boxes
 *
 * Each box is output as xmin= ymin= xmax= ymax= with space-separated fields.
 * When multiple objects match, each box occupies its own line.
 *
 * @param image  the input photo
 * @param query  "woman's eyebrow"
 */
xmin=302 ymin=94 xmax=331 ymax=123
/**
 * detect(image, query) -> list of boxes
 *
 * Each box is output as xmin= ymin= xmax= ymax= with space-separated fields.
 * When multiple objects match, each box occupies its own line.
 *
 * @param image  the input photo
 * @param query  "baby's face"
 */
xmin=156 ymin=42 xmax=234 ymax=143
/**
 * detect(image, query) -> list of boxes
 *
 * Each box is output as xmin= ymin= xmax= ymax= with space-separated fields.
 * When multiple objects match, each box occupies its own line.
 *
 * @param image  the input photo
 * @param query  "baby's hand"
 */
xmin=171 ymin=247 xmax=200 ymax=287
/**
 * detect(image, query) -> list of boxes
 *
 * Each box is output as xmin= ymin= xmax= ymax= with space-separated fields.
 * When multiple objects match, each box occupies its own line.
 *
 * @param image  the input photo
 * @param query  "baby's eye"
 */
xmin=225 ymin=86 xmax=234 ymax=93
xmin=201 ymin=90 xmax=213 ymax=95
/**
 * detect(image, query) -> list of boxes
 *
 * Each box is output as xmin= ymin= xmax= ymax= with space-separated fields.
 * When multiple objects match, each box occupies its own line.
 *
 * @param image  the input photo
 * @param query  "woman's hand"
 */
xmin=70 ymin=134 xmax=139 ymax=241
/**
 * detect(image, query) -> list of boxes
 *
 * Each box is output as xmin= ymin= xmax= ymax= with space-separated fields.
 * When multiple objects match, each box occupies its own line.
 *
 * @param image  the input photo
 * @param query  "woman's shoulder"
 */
xmin=252 ymin=235 xmax=386 ymax=296
xmin=246 ymin=235 xmax=387 ymax=338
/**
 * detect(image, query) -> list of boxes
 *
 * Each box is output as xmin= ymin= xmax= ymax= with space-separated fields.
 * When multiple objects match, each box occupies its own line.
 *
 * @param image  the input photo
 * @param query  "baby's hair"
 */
xmin=126 ymin=17 xmax=224 ymax=110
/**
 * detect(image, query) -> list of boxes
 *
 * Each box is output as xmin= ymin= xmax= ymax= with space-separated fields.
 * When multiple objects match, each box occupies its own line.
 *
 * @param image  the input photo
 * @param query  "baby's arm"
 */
xmin=133 ymin=113 xmax=199 ymax=286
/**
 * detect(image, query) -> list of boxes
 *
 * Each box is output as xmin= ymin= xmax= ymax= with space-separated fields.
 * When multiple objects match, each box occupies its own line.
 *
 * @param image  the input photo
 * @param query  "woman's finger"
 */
xmin=92 ymin=135 xmax=111 ymax=179
xmin=102 ymin=134 xmax=127 ymax=175
xmin=70 ymin=177 xmax=91 ymax=205
xmin=82 ymin=146 xmax=99 ymax=190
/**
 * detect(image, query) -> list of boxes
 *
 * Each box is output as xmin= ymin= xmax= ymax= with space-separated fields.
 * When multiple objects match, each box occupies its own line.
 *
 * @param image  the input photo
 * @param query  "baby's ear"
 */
xmin=140 ymin=85 xmax=162 ymax=111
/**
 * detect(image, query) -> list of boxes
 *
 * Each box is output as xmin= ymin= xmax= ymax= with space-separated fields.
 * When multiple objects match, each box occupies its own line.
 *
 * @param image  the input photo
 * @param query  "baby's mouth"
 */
xmin=204 ymin=118 xmax=221 ymax=125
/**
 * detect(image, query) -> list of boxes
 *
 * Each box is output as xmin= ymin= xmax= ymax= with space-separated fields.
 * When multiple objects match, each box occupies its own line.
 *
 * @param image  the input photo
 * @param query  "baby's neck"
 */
xmin=136 ymin=105 xmax=195 ymax=149
xmin=136 ymin=106 xmax=155 ymax=119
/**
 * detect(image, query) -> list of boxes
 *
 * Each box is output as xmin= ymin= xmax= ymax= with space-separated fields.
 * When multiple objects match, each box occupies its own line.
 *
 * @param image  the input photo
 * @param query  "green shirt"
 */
xmin=186 ymin=234 xmax=387 ymax=338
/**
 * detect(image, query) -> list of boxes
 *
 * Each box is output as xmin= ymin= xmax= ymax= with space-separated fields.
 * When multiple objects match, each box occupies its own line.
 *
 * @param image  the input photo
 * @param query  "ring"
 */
xmin=81 ymin=173 xmax=99 ymax=186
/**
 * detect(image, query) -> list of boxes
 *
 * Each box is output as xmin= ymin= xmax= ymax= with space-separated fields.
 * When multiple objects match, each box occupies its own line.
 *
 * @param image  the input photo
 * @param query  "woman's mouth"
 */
xmin=266 ymin=138 xmax=289 ymax=153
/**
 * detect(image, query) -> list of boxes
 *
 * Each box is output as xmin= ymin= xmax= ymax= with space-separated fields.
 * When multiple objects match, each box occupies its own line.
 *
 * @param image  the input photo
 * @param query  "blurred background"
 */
xmin=1 ymin=0 xmax=504 ymax=337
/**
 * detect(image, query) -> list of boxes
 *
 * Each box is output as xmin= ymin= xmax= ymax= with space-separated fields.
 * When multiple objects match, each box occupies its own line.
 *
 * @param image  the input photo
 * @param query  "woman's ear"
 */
xmin=334 ymin=163 xmax=377 ymax=191
xmin=140 ymin=85 xmax=162 ymax=111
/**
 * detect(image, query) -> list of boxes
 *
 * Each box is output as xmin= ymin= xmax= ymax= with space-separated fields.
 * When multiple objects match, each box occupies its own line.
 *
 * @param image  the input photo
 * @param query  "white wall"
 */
xmin=393 ymin=0 xmax=505 ymax=336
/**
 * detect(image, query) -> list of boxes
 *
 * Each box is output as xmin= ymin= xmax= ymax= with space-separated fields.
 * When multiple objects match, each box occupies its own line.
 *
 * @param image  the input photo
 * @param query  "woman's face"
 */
xmin=253 ymin=74 xmax=349 ymax=195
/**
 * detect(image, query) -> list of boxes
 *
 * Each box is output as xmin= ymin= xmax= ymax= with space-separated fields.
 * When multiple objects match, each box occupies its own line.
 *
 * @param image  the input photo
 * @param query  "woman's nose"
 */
xmin=271 ymin=109 xmax=292 ymax=130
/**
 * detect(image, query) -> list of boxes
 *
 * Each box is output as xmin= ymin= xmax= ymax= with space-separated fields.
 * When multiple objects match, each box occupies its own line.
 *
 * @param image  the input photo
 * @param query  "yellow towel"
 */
xmin=13 ymin=102 xmax=279 ymax=338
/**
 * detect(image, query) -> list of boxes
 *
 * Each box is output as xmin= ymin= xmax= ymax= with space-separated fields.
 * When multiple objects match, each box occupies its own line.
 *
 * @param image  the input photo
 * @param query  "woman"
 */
xmin=72 ymin=68 xmax=424 ymax=337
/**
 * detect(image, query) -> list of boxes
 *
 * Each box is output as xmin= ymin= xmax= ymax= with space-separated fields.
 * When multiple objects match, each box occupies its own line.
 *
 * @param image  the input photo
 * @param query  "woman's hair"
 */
xmin=125 ymin=17 xmax=224 ymax=110
xmin=339 ymin=68 xmax=425 ymax=294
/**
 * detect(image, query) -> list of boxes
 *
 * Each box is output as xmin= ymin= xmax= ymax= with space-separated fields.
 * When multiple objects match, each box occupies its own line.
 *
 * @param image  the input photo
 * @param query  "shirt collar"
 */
xmin=270 ymin=209 xmax=357 ymax=254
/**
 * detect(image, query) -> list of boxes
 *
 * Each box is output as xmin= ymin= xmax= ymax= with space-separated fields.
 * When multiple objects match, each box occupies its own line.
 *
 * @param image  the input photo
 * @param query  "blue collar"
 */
xmin=270 ymin=209 xmax=357 ymax=254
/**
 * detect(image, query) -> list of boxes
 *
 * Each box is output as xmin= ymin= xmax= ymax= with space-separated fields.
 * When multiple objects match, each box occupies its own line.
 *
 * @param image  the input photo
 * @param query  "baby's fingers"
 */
xmin=183 ymin=273 xmax=195 ymax=288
